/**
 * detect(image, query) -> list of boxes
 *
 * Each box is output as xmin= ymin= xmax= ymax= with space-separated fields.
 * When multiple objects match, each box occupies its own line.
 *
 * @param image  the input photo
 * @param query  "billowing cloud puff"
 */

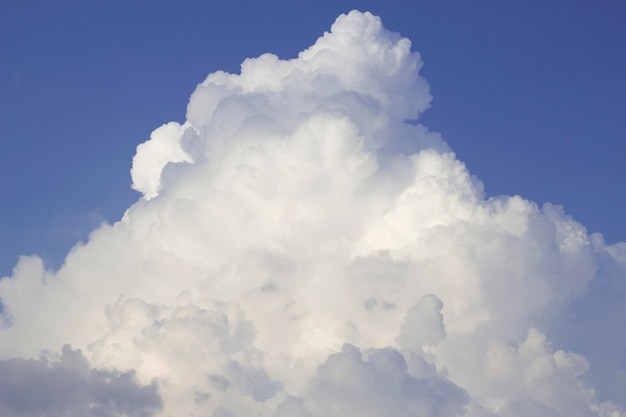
xmin=131 ymin=122 xmax=194 ymax=200
xmin=276 ymin=344 xmax=468 ymax=417
xmin=1 ymin=10 xmax=625 ymax=417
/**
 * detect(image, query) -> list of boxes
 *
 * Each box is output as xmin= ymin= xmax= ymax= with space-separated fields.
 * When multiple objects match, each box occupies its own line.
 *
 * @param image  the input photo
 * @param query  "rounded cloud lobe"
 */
xmin=1 ymin=10 xmax=625 ymax=417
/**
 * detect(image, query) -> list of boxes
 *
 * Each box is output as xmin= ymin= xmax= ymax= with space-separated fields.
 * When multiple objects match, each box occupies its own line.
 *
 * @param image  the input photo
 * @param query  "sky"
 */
xmin=1 ymin=0 xmax=625 ymax=275
xmin=0 ymin=2 xmax=625 ymax=417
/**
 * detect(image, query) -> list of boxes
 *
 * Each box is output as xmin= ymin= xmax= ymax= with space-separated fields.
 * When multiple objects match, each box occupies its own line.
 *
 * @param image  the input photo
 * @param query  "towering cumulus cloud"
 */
xmin=1 ymin=10 xmax=625 ymax=417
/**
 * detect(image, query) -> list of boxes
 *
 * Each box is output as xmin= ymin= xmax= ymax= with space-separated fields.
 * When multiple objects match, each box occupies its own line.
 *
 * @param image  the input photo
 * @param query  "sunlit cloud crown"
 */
xmin=1 ymin=10 xmax=625 ymax=417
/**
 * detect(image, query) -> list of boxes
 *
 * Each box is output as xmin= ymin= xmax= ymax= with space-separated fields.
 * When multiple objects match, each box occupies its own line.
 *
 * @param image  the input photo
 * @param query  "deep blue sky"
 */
xmin=1 ymin=0 xmax=625 ymax=275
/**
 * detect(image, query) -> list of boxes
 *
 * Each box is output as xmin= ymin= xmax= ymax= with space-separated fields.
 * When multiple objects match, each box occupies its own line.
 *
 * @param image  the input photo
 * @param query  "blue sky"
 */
xmin=1 ymin=0 xmax=625 ymax=276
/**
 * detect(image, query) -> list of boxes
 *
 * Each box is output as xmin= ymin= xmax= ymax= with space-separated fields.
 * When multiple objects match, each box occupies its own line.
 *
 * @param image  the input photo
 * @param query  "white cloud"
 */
xmin=1 ymin=10 xmax=625 ymax=417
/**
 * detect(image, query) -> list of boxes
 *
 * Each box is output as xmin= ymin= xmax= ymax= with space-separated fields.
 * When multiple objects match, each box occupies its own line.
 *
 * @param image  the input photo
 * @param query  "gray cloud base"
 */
xmin=0 ymin=345 xmax=161 ymax=417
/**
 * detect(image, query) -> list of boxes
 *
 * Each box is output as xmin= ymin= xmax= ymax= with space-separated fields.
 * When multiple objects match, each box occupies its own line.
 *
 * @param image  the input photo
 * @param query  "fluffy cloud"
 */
xmin=1 ymin=10 xmax=625 ymax=417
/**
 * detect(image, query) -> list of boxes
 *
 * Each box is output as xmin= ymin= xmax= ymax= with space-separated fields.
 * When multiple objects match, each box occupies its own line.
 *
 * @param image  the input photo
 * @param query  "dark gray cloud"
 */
xmin=0 ymin=345 xmax=161 ymax=417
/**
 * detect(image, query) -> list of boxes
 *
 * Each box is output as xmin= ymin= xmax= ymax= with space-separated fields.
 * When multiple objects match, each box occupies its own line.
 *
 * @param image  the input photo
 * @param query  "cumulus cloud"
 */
xmin=1 ymin=10 xmax=625 ymax=417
